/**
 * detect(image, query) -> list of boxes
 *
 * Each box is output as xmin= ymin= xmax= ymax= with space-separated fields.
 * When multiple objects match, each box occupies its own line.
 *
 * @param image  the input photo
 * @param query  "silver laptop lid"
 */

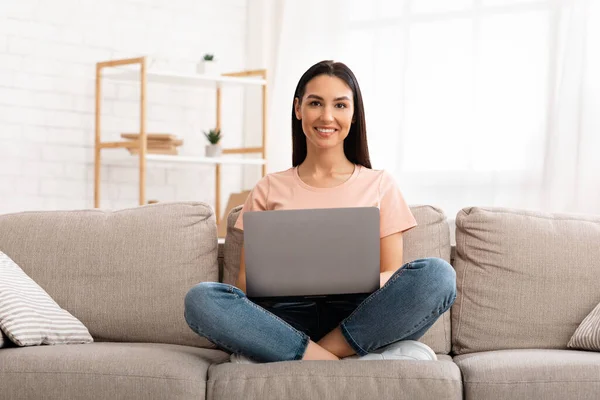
xmin=243 ymin=207 xmax=380 ymax=299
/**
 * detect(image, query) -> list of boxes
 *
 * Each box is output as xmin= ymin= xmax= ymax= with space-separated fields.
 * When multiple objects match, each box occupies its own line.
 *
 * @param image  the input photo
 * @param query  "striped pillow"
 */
xmin=568 ymin=301 xmax=600 ymax=351
xmin=0 ymin=251 xmax=93 ymax=346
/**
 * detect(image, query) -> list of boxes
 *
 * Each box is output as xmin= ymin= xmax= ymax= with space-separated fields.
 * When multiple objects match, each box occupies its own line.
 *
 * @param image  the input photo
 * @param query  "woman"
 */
xmin=184 ymin=60 xmax=456 ymax=363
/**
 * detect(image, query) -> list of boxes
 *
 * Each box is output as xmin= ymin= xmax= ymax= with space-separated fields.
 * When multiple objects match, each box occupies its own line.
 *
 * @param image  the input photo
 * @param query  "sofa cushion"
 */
xmin=208 ymin=356 xmax=461 ymax=400
xmin=0 ymin=342 xmax=229 ymax=400
xmin=568 ymin=300 xmax=600 ymax=351
xmin=0 ymin=202 xmax=218 ymax=348
xmin=223 ymin=204 xmax=453 ymax=354
xmin=452 ymin=207 xmax=600 ymax=355
xmin=454 ymin=349 xmax=600 ymax=400
xmin=0 ymin=251 xmax=93 ymax=346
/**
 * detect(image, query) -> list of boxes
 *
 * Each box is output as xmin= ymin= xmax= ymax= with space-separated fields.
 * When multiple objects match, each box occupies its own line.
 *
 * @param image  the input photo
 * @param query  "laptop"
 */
xmin=243 ymin=207 xmax=380 ymax=301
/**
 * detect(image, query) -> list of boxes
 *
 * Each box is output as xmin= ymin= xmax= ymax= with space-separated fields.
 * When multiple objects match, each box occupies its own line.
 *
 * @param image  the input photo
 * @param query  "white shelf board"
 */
xmin=146 ymin=154 xmax=266 ymax=166
xmin=103 ymin=69 xmax=266 ymax=88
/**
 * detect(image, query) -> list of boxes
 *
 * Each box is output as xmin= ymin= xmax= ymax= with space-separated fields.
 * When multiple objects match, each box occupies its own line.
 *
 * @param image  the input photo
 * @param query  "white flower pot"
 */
xmin=205 ymin=144 xmax=222 ymax=157
xmin=197 ymin=60 xmax=220 ymax=76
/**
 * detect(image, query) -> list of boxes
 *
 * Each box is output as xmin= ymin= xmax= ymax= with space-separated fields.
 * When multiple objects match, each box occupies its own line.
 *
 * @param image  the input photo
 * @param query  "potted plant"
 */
xmin=204 ymin=128 xmax=223 ymax=157
xmin=197 ymin=53 xmax=220 ymax=76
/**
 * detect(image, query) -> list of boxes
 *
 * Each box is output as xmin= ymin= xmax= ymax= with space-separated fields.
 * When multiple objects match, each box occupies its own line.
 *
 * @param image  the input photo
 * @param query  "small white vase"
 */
xmin=205 ymin=144 xmax=222 ymax=157
xmin=197 ymin=60 xmax=220 ymax=76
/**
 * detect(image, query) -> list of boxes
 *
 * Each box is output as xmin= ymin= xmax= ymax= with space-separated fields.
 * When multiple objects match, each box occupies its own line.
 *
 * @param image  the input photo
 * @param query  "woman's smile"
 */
xmin=294 ymin=75 xmax=354 ymax=150
xmin=315 ymin=127 xmax=337 ymax=138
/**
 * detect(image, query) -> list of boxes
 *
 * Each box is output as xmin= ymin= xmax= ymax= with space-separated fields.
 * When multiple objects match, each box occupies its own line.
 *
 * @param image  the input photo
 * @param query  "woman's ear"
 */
xmin=294 ymin=97 xmax=301 ymax=120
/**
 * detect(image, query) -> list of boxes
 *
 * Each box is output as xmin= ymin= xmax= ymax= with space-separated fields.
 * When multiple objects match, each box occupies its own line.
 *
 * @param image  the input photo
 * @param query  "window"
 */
xmin=345 ymin=0 xmax=552 ymax=176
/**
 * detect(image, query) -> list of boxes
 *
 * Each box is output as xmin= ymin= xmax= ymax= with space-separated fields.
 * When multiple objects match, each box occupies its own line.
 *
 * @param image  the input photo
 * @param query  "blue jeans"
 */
xmin=184 ymin=257 xmax=456 ymax=362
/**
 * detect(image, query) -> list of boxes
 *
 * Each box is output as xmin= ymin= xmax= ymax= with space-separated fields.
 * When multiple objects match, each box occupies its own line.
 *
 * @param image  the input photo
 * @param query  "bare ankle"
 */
xmin=317 ymin=326 xmax=356 ymax=358
xmin=301 ymin=340 xmax=340 ymax=360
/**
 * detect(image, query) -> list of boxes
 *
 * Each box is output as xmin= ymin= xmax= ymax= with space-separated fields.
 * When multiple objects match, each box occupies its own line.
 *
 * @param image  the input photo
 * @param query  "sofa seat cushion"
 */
xmin=454 ymin=349 xmax=600 ymax=400
xmin=0 ymin=342 xmax=229 ymax=400
xmin=207 ymin=355 xmax=461 ymax=400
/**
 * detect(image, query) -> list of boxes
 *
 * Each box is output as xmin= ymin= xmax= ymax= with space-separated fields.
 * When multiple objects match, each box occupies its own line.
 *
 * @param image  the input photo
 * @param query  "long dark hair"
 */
xmin=291 ymin=60 xmax=371 ymax=169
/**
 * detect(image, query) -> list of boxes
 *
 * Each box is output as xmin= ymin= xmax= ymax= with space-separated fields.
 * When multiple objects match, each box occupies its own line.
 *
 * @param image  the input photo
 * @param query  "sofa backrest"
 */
xmin=452 ymin=206 xmax=600 ymax=355
xmin=0 ymin=202 xmax=218 ymax=349
xmin=224 ymin=204 xmax=454 ymax=355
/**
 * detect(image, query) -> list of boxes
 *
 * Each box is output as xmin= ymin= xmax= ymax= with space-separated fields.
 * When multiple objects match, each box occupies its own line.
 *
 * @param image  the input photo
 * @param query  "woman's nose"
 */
xmin=321 ymin=106 xmax=334 ymax=122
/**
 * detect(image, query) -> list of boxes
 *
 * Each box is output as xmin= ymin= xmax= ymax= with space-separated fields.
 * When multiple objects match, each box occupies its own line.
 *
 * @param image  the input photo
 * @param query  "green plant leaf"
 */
xmin=203 ymin=128 xmax=222 ymax=144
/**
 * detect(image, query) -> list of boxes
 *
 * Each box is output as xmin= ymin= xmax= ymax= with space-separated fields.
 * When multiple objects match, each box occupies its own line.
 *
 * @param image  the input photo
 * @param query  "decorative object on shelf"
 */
xmin=203 ymin=128 xmax=222 ymax=157
xmin=94 ymin=56 xmax=267 ymax=219
xmin=121 ymin=133 xmax=184 ymax=155
xmin=197 ymin=53 xmax=220 ymax=76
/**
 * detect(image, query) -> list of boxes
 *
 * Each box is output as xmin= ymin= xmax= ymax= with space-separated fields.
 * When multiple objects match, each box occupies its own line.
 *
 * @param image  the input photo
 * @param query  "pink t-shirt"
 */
xmin=234 ymin=164 xmax=417 ymax=238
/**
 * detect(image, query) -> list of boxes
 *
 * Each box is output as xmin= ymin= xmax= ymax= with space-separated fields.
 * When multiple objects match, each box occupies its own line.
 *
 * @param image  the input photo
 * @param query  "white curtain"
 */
xmin=265 ymin=0 xmax=600 ymax=224
xmin=543 ymin=0 xmax=600 ymax=215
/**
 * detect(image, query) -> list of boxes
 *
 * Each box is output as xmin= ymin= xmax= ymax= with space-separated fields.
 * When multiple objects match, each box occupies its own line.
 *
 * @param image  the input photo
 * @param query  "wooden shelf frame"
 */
xmin=94 ymin=56 xmax=268 ymax=222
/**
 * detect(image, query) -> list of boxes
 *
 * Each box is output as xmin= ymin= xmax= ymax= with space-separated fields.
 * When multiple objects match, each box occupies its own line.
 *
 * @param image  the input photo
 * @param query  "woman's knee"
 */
xmin=184 ymin=282 xmax=229 ymax=326
xmin=424 ymin=257 xmax=456 ymax=302
xmin=405 ymin=257 xmax=457 ymax=302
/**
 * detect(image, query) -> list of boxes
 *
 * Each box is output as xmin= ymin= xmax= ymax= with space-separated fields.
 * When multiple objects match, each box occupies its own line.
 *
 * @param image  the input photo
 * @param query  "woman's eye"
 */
xmin=335 ymin=103 xmax=347 ymax=109
xmin=309 ymin=101 xmax=321 ymax=106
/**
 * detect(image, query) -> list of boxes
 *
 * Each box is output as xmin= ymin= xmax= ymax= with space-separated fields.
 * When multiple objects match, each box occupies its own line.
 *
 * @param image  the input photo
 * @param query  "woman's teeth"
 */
xmin=316 ymin=128 xmax=335 ymax=136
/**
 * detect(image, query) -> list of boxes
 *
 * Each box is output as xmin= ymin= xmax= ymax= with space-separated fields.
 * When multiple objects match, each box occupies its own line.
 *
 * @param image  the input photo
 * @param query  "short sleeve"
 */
xmin=379 ymin=170 xmax=417 ymax=238
xmin=233 ymin=175 xmax=270 ymax=231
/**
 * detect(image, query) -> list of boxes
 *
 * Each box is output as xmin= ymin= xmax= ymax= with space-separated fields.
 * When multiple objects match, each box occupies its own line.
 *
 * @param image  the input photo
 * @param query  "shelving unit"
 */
xmin=94 ymin=56 xmax=267 ymax=225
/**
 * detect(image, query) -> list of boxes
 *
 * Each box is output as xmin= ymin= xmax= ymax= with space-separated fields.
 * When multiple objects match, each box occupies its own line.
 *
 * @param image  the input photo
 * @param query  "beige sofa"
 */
xmin=0 ymin=202 xmax=598 ymax=400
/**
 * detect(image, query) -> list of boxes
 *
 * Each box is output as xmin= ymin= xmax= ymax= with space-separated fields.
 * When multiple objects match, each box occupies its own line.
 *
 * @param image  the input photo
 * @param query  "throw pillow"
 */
xmin=0 ymin=251 xmax=93 ymax=346
xmin=568 ymin=301 xmax=600 ymax=351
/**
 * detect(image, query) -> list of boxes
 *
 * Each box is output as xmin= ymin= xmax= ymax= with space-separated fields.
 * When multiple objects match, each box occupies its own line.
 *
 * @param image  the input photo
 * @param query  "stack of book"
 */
xmin=121 ymin=133 xmax=184 ymax=155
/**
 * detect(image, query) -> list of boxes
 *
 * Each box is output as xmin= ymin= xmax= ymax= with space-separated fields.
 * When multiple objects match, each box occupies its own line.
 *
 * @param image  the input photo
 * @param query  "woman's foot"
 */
xmin=344 ymin=340 xmax=437 ymax=361
xmin=230 ymin=340 xmax=436 ymax=363
xmin=229 ymin=353 xmax=259 ymax=364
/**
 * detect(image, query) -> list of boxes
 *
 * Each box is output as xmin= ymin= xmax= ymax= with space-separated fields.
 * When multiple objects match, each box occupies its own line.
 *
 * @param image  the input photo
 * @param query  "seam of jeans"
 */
xmin=186 ymin=319 xmax=242 ymax=355
xmin=292 ymin=333 xmax=311 ymax=361
xmin=239 ymin=296 xmax=307 ymax=340
xmin=339 ymin=322 xmax=368 ymax=356
xmin=396 ymin=293 xmax=457 ymax=341
xmin=186 ymin=284 xmax=307 ymax=360
xmin=342 ymin=262 xmax=410 ymax=325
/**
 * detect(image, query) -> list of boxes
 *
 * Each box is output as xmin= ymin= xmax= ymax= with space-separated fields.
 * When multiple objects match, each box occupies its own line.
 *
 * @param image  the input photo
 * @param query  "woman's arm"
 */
xmin=235 ymin=247 xmax=247 ymax=293
xmin=379 ymin=232 xmax=404 ymax=287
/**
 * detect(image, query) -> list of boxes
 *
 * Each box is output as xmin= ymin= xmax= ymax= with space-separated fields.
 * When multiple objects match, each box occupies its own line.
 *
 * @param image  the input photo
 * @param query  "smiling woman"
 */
xmin=184 ymin=60 xmax=456 ymax=365
xmin=294 ymin=76 xmax=353 ymax=146
xmin=291 ymin=61 xmax=371 ymax=172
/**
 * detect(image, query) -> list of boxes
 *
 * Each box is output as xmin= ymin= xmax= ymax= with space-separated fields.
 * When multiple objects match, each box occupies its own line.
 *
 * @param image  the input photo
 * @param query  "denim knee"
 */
xmin=420 ymin=257 xmax=457 ymax=305
xmin=184 ymin=282 xmax=228 ymax=330
xmin=394 ymin=257 xmax=456 ymax=308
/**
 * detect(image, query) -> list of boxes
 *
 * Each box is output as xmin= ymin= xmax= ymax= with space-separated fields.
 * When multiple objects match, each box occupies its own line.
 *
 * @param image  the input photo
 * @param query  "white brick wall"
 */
xmin=0 ymin=0 xmax=253 ymax=215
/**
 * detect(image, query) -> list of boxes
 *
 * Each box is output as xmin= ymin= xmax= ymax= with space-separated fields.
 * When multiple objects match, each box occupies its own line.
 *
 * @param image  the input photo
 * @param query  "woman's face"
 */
xmin=294 ymin=75 xmax=354 ymax=151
